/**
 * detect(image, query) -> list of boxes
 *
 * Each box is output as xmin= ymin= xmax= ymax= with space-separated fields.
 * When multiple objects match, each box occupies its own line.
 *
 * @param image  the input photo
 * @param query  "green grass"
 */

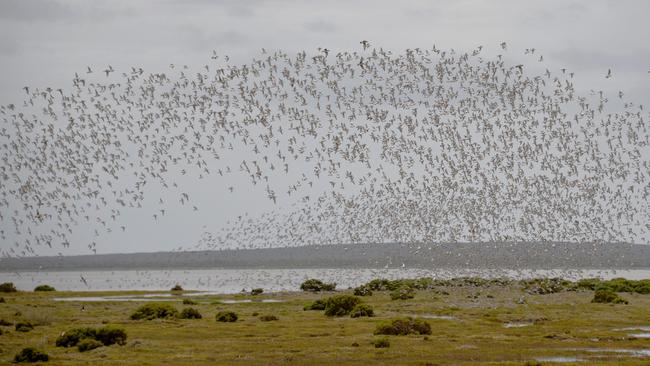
xmin=0 ymin=280 xmax=648 ymax=365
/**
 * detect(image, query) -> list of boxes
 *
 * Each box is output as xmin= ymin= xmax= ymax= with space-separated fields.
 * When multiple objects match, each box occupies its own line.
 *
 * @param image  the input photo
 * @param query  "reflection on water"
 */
xmin=2 ymin=268 xmax=649 ymax=294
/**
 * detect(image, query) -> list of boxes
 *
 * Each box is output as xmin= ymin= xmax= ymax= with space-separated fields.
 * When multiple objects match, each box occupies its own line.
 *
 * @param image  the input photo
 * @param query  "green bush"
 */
xmin=374 ymin=318 xmax=432 ymax=336
xmin=95 ymin=326 xmax=127 ymax=346
xmin=350 ymin=304 xmax=374 ymax=318
xmin=14 ymin=347 xmax=48 ymax=363
xmin=303 ymin=299 xmax=327 ymax=311
xmin=390 ymin=286 xmax=415 ymax=300
xmin=77 ymin=338 xmax=103 ymax=352
xmin=56 ymin=327 xmax=97 ymax=347
xmin=34 ymin=285 xmax=56 ymax=292
xmin=56 ymin=326 xmax=126 ymax=348
xmin=171 ymin=284 xmax=184 ymax=291
xmin=251 ymin=288 xmax=264 ymax=295
xmin=15 ymin=321 xmax=34 ymax=332
xmin=324 ymin=295 xmax=362 ymax=317
xmin=0 ymin=282 xmax=17 ymax=293
xmin=353 ymin=285 xmax=373 ymax=296
xmin=179 ymin=307 xmax=202 ymax=319
xmin=372 ymin=337 xmax=390 ymax=348
xmin=259 ymin=315 xmax=279 ymax=321
xmin=216 ymin=311 xmax=238 ymax=322
xmin=182 ymin=298 xmax=197 ymax=305
xmin=130 ymin=303 xmax=178 ymax=320
xmin=592 ymin=289 xmax=628 ymax=304
xmin=300 ymin=279 xmax=336 ymax=292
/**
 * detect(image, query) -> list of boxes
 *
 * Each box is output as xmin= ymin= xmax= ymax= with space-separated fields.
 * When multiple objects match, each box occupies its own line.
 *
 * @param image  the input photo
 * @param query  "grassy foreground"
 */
xmin=0 ymin=278 xmax=649 ymax=365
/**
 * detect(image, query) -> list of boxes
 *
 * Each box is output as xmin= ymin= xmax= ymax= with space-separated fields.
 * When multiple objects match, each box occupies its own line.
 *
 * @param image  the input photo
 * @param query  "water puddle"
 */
xmin=503 ymin=322 xmax=532 ymax=328
xmin=628 ymin=333 xmax=650 ymax=339
xmin=218 ymin=299 xmax=284 ymax=304
xmin=569 ymin=348 xmax=650 ymax=358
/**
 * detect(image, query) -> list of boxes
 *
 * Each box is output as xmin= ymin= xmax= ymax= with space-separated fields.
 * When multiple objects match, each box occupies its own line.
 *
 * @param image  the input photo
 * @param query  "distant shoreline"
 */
xmin=1 ymin=242 xmax=649 ymax=272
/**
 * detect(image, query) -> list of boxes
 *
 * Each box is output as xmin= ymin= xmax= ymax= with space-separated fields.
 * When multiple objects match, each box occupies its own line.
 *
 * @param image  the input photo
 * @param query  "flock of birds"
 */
xmin=1 ymin=41 xmax=649 ymax=258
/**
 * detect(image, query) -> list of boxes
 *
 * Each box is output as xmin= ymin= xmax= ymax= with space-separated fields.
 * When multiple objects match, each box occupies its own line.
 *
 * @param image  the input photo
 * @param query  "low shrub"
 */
xmin=374 ymin=318 xmax=432 ymax=336
xmin=521 ymin=278 xmax=574 ymax=295
xmin=130 ymin=303 xmax=178 ymax=320
xmin=350 ymin=304 xmax=374 ymax=318
xmin=216 ymin=311 xmax=238 ymax=322
xmin=34 ymin=285 xmax=56 ymax=292
xmin=77 ymin=338 xmax=103 ymax=352
xmin=179 ymin=307 xmax=202 ymax=319
xmin=14 ymin=347 xmax=48 ymax=363
xmin=303 ymin=299 xmax=326 ymax=311
xmin=251 ymin=288 xmax=264 ymax=296
xmin=56 ymin=326 xmax=127 ymax=348
xmin=324 ymin=295 xmax=362 ymax=317
xmin=0 ymin=318 xmax=12 ymax=326
xmin=0 ymin=297 xmax=5 ymax=303
xmin=353 ymin=285 xmax=373 ymax=296
xmin=0 ymin=282 xmax=17 ymax=293
xmin=182 ymin=298 xmax=197 ymax=305
xmin=592 ymin=289 xmax=628 ymax=304
xmin=56 ymin=327 xmax=97 ymax=347
xmin=259 ymin=315 xmax=279 ymax=321
xmin=171 ymin=284 xmax=184 ymax=291
xmin=95 ymin=326 xmax=127 ymax=346
xmin=300 ymin=279 xmax=336 ymax=292
xmin=373 ymin=337 xmax=390 ymax=348
xmin=15 ymin=321 xmax=34 ymax=332
xmin=390 ymin=286 xmax=415 ymax=300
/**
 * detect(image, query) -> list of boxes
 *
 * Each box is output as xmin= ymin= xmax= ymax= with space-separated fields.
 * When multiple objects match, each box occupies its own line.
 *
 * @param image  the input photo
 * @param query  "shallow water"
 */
xmin=503 ymin=322 xmax=532 ymax=328
xmin=535 ymin=356 xmax=583 ymax=363
xmin=2 ymin=268 xmax=649 ymax=293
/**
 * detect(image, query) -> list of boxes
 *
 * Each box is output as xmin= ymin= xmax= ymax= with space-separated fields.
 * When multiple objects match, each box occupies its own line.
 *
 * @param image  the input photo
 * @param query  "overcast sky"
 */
xmin=1 ymin=0 xmax=649 ymax=255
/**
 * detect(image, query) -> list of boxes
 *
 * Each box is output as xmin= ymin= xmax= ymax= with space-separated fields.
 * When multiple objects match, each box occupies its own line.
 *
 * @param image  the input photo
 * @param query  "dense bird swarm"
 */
xmin=1 ymin=42 xmax=649 ymax=257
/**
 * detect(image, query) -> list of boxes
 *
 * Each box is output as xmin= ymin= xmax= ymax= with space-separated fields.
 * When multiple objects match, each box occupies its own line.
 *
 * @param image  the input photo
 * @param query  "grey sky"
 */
xmin=1 ymin=0 xmax=649 ymax=255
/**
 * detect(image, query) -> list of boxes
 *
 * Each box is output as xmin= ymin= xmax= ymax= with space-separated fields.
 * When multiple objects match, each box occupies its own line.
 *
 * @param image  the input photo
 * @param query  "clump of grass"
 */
xmin=374 ymin=318 xmax=432 ymax=335
xmin=182 ymin=298 xmax=197 ymax=305
xmin=0 ymin=297 xmax=5 ymax=303
xmin=15 ymin=321 xmax=34 ymax=332
xmin=216 ymin=311 xmax=238 ymax=322
xmin=372 ymin=337 xmax=390 ymax=348
xmin=350 ymin=304 xmax=374 ymax=318
xmin=56 ymin=326 xmax=127 ymax=349
xmin=251 ymin=288 xmax=264 ymax=295
xmin=592 ymin=289 xmax=628 ymax=304
xmin=323 ymin=294 xmax=362 ymax=317
xmin=179 ymin=307 xmax=202 ymax=319
xmin=303 ymin=299 xmax=326 ymax=311
xmin=171 ymin=284 xmax=184 ymax=291
xmin=14 ymin=347 xmax=48 ymax=363
xmin=0 ymin=318 xmax=12 ymax=326
xmin=353 ymin=285 xmax=373 ymax=296
xmin=259 ymin=315 xmax=279 ymax=321
xmin=521 ymin=278 xmax=574 ymax=295
xmin=0 ymin=282 xmax=17 ymax=293
xmin=130 ymin=303 xmax=178 ymax=320
xmin=300 ymin=279 xmax=336 ymax=292
xmin=34 ymin=285 xmax=56 ymax=292
xmin=77 ymin=338 xmax=103 ymax=352
xmin=390 ymin=286 xmax=415 ymax=300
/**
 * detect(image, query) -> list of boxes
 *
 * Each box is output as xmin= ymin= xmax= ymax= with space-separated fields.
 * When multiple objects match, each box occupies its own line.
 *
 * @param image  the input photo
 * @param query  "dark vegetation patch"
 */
xmin=0 ymin=282 xmax=17 ymax=293
xmin=353 ymin=285 xmax=373 ymax=296
xmin=171 ymin=284 xmax=184 ymax=291
xmin=130 ymin=303 xmax=178 ymax=320
xmin=77 ymin=338 xmax=103 ymax=352
xmin=372 ymin=337 xmax=390 ymax=348
xmin=323 ymin=295 xmax=362 ymax=317
xmin=300 ymin=279 xmax=336 ymax=292
xmin=182 ymin=298 xmax=197 ymax=305
xmin=592 ymin=289 xmax=629 ymax=304
xmin=15 ymin=321 xmax=34 ymax=332
xmin=251 ymin=288 xmax=264 ymax=295
xmin=14 ymin=347 xmax=49 ymax=363
xmin=56 ymin=326 xmax=127 ymax=349
xmin=303 ymin=299 xmax=326 ymax=311
xmin=179 ymin=307 xmax=202 ymax=319
xmin=34 ymin=285 xmax=56 ymax=292
xmin=350 ymin=304 xmax=374 ymax=318
xmin=374 ymin=318 xmax=432 ymax=336
xmin=216 ymin=311 xmax=238 ymax=322
xmin=390 ymin=286 xmax=416 ymax=300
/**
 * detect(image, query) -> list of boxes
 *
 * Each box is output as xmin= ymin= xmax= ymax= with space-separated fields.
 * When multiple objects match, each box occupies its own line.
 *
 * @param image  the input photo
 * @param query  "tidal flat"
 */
xmin=1 ymin=278 xmax=649 ymax=365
